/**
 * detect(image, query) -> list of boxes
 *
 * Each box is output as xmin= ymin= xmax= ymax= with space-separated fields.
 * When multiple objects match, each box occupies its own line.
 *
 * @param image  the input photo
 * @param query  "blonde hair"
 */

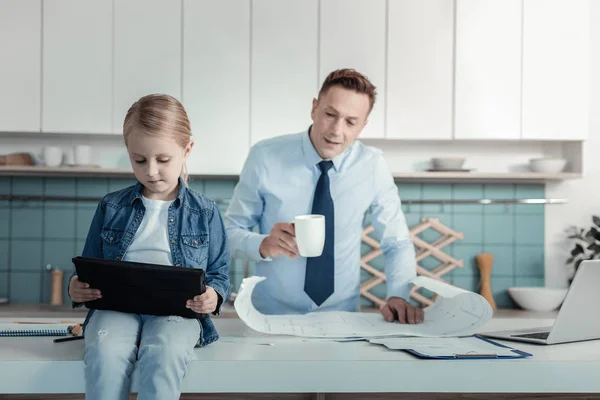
xmin=123 ymin=93 xmax=192 ymax=185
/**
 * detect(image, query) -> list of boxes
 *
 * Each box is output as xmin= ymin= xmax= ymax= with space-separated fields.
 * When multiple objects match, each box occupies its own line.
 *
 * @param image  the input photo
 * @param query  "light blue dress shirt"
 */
xmin=225 ymin=129 xmax=417 ymax=314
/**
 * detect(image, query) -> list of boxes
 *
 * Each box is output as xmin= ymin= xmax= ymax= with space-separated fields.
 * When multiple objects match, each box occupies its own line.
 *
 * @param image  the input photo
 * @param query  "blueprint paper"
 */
xmin=233 ymin=276 xmax=493 ymax=339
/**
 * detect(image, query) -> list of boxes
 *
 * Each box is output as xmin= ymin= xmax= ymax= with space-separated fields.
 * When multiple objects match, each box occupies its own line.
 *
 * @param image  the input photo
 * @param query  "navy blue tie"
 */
xmin=304 ymin=160 xmax=335 ymax=306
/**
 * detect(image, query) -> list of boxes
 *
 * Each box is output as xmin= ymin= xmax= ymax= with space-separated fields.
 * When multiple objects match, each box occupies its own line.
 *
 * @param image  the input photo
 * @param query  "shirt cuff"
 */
xmin=248 ymin=233 xmax=272 ymax=262
xmin=386 ymin=281 xmax=413 ymax=303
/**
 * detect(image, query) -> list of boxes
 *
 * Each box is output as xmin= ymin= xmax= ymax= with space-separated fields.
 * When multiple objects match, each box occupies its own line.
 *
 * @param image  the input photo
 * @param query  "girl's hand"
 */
xmin=69 ymin=276 xmax=101 ymax=303
xmin=186 ymin=286 xmax=218 ymax=314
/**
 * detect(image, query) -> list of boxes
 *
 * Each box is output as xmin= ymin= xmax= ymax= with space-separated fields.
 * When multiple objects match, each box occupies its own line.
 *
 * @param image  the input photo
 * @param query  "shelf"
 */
xmin=0 ymin=166 xmax=582 ymax=183
xmin=391 ymin=171 xmax=582 ymax=183
xmin=0 ymin=166 xmax=238 ymax=180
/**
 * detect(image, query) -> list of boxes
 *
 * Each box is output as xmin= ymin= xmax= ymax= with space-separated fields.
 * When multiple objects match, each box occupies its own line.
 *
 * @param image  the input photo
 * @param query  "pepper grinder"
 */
xmin=475 ymin=253 xmax=497 ymax=311
xmin=48 ymin=264 xmax=64 ymax=306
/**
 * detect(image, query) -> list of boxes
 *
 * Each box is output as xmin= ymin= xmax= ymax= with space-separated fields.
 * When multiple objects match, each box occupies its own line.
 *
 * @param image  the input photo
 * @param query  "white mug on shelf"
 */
xmin=293 ymin=214 xmax=325 ymax=257
xmin=42 ymin=146 xmax=63 ymax=167
xmin=74 ymin=145 xmax=92 ymax=165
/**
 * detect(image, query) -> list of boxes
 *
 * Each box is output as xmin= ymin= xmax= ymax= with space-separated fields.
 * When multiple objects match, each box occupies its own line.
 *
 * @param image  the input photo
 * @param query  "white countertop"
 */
xmin=0 ymin=312 xmax=599 ymax=394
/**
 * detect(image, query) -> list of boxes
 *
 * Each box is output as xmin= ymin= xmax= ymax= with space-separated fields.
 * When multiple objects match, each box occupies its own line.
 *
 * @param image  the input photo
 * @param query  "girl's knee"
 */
xmin=139 ymin=342 xmax=194 ymax=367
xmin=85 ymin=339 xmax=137 ymax=368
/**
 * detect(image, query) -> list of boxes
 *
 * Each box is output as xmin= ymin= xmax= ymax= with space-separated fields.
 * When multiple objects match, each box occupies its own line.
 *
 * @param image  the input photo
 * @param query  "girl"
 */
xmin=68 ymin=94 xmax=231 ymax=400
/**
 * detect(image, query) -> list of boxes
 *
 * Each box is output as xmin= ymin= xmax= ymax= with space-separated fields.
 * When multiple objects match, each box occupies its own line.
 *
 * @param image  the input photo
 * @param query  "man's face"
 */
xmin=309 ymin=86 xmax=370 ymax=160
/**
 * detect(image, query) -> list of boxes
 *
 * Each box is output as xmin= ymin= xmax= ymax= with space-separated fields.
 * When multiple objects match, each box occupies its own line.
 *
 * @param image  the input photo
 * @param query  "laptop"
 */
xmin=72 ymin=256 xmax=206 ymax=319
xmin=481 ymin=260 xmax=600 ymax=345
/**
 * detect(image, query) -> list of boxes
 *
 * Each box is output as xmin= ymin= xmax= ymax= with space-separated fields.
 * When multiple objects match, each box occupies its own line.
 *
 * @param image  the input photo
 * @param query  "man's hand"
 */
xmin=69 ymin=275 xmax=101 ymax=303
xmin=186 ymin=286 xmax=219 ymax=314
xmin=380 ymin=297 xmax=424 ymax=324
xmin=259 ymin=222 xmax=299 ymax=259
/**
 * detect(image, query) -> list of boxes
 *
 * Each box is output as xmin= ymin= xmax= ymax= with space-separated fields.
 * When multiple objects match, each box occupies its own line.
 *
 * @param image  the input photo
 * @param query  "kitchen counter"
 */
xmin=0 ymin=310 xmax=599 ymax=398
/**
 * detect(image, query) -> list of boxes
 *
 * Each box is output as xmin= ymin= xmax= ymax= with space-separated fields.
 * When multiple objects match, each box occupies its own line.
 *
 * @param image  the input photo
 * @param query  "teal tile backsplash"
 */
xmin=0 ymin=177 xmax=546 ymax=308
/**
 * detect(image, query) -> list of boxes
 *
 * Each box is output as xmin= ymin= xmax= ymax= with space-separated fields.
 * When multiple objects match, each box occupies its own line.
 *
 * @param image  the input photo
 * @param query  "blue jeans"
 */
xmin=83 ymin=310 xmax=201 ymax=400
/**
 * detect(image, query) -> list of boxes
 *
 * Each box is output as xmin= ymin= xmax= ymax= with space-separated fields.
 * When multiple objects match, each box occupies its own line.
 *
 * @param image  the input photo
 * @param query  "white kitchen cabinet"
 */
xmin=522 ymin=0 xmax=590 ymax=140
xmin=113 ymin=0 xmax=182 ymax=134
xmin=42 ymin=0 xmax=112 ymax=134
xmin=183 ymin=0 xmax=250 ymax=175
xmin=320 ymin=0 xmax=386 ymax=139
xmin=0 ymin=0 xmax=41 ymax=132
xmin=454 ymin=0 xmax=522 ymax=140
xmin=386 ymin=0 xmax=454 ymax=140
xmin=251 ymin=0 xmax=318 ymax=144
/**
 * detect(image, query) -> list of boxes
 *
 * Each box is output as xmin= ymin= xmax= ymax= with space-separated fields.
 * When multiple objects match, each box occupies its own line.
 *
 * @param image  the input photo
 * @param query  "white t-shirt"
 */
xmin=123 ymin=195 xmax=174 ymax=265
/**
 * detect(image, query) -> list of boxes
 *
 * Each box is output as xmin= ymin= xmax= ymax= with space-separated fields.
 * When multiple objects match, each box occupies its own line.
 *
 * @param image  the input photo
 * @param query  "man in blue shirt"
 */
xmin=225 ymin=69 xmax=423 ymax=324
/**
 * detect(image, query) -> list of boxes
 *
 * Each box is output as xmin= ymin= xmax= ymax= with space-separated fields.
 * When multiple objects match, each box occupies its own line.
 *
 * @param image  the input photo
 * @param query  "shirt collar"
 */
xmin=130 ymin=176 xmax=186 ymax=206
xmin=301 ymin=125 xmax=353 ymax=172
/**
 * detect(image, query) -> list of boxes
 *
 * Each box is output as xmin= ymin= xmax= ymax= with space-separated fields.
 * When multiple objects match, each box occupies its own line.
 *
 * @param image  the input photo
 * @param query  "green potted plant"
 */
xmin=566 ymin=215 xmax=600 ymax=282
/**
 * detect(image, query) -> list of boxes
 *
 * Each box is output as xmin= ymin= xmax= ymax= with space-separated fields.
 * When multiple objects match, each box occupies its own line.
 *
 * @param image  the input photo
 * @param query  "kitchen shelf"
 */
xmin=390 ymin=171 xmax=582 ymax=183
xmin=0 ymin=165 xmax=582 ymax=183
xmin=0 ymin=166 xmax=237 ymax=180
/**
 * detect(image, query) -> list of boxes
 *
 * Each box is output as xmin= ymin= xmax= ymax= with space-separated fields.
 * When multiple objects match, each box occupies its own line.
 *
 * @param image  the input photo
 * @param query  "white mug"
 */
xmin=294 ymin=214 xmax=325 ymax=257
xmin=74 ymin=145 xmax=92 ymax=165
xmin=43 ymin=146 xmax=63 ymax=167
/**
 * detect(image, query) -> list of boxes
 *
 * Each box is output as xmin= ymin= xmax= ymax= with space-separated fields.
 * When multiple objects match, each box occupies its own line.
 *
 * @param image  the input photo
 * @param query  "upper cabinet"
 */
xmin=521 ymin=0 xmax=590 ymax=140
xmin=386 ymin=0 xmax=454 ymax=140
xmin=251 ymin=0 xmax=318 ymax=144
xmin=113 ymin=0 xmax=182 ymax=134
xmin=0 ymin=0 xmax=592 ymax=150
xmin=42 ymin=0 xmax=112 ymax=134
xmin=0 ymin=0 xmax=41 ymax=132
xmin=454 ymin=0 xmax=522 ymax=140
xmin=320 ymin=0 xmax=386 ymax=139
xmin=183 ymin=0 xmax=250 ymax=175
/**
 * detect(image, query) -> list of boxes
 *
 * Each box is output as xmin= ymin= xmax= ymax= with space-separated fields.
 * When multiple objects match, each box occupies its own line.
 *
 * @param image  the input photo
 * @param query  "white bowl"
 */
xmin=529 ymin=157 xmax=567 ymax=173
xmin=508 ymin=287 xmax=568 ymax=312
xmin=431 ymin=157 xmax=465 ymax=170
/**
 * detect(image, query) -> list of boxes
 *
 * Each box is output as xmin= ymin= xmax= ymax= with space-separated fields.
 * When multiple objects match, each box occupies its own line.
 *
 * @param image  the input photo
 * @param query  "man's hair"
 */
xmin=318 ymin=68 xmax=377 ymax=113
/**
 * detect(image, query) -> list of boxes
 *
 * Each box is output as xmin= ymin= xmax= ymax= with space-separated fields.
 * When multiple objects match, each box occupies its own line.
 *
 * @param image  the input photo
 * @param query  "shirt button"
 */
xmin=169 ymin=218 xmax=174 ymax=223
xmin=136 ymin=215 xmax=142 ymax=220
xmin=193 ymin=240 xmax=198 ymax=245
xmin=126 ymin=233 xmax=131 ymax=238
xmin=116 ymin=256 xmax=121 ymax=260
xmin=109 ymin=237 xmax=114 ymax=242
xmin=175 ymin=263 xmax=181 ymax=267
xmin=171 ymin=240 xmax=176 ymax=244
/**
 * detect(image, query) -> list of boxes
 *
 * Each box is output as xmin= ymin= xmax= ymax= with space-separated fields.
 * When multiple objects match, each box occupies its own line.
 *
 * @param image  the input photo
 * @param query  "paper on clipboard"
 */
xmin=368 ymin=336 xmax=519 ymax=357
xmin=233 ymin=275 xmax=493 ymax=339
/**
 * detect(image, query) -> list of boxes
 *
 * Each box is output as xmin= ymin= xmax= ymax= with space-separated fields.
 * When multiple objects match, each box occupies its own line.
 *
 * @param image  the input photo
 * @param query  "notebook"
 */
xmin=0 ymin=324 xmax=74 ymax=337
xmin=72 ymin=256 xmax=206 ymax=319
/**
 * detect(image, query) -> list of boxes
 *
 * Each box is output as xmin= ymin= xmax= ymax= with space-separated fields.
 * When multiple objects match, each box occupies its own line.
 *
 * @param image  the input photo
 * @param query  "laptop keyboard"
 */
xmin=511 ymin=331 xmax=550 ymax=340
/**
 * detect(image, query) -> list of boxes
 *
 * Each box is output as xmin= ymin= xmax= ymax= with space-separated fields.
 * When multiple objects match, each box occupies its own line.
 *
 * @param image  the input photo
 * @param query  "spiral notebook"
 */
xmin=0 ymin=324 xmax=74 ymax=337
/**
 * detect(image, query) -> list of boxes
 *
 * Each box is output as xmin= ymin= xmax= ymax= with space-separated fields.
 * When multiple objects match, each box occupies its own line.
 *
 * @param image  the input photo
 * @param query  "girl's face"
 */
xmin=126 ymin=130 xmax=193 ymax=200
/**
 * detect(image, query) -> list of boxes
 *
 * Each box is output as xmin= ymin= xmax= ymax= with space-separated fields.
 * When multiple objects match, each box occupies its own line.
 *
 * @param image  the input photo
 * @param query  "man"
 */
xmin=225 ymin=69 xmax=423 ymax=324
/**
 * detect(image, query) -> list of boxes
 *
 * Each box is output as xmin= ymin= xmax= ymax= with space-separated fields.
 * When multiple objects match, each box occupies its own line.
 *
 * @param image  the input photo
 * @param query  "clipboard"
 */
xmin=404 ymin=335 xmax=532 ymax=360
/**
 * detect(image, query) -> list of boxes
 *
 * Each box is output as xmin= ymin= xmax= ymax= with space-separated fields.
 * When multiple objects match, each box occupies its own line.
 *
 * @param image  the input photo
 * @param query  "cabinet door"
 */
xmin=113 ymin=0 xmax=182 ymax=133
xmin=42 ymin=0 xmax=112 ymax=134
xmin=320 ymin=0 xmax=386 ymax=139
xmin=386 ymin=0 xmax=454 ymax=140
xmin=454 ymin=0 xmax=522 ymax=139
xmin=0 ymin=0 xmax=41 ymax=132
xmin=251 ymin=0 xmax=318 ymax=144
xmin=183 ymin=0 xmax=250 ymax=175
xmin=522 ymin=0 xmax=590 ymax=140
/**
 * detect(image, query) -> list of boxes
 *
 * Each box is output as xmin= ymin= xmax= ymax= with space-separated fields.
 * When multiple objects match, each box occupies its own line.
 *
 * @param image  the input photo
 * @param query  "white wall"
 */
xmin=545 ymin=1 xmax=600 ymax=287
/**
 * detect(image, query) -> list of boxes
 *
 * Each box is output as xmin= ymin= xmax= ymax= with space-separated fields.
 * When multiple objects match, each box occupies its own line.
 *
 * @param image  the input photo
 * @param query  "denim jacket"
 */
xmin=71 ymin=178 xmax=231 ymax=347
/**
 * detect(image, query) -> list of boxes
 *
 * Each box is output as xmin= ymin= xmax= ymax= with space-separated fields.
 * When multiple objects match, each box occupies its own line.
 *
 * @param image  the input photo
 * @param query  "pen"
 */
xmin=53 ymin=336 xmax=85 ymax=343
xmin=453 ymin=353 xmax=498 ymax=358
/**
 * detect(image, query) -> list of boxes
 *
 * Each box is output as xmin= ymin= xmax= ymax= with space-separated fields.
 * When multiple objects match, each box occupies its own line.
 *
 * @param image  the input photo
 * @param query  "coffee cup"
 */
xmin=293 ymin=214 xmax=325 ymax=257
xmin=43 ymin=146 xmax=63 ymax=167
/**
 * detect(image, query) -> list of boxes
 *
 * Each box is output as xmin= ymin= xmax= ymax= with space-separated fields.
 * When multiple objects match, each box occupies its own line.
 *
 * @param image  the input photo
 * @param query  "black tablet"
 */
xmin=72 ymin=256 xmax=206 ymax=319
